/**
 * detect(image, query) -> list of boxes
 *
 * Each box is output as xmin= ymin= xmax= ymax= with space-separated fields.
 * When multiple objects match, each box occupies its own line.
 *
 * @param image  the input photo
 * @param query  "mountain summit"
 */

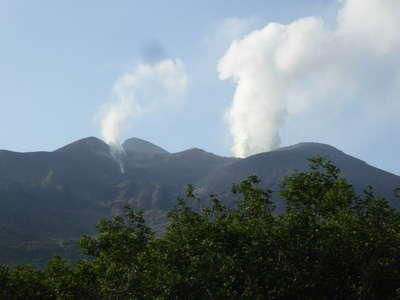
xmin=55 ymin=136 xmax=110 ymax=154
xmin=122 ymin=137 xmax=169 ymax=155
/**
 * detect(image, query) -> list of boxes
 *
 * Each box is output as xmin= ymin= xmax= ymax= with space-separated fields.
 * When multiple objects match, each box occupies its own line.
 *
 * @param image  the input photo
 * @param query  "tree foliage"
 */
xmin=1 ymin=157 xmax=400 ymax=299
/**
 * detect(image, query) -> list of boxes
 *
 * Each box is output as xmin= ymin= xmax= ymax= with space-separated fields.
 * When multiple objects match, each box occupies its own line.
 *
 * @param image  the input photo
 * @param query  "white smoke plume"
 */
xmin=98 ymin=58 xmax=188 ymax=146
xmin=218 ymin=0 xmax=400 ymax=157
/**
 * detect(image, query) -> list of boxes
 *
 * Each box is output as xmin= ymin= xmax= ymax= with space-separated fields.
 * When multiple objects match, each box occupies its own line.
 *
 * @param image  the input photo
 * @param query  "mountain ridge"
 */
xmin=0 ymin=137 xmax=398 ymax=266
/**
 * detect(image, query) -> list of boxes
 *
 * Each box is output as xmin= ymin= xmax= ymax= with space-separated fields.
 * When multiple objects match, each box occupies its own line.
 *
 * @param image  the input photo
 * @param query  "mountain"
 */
xmin=0 ymin=138 xmax=398 ymax=266
xmin=122 ymin=137 xmax=169 ymax=155
xmin=200 ymin=142 xmax=400 ymax=211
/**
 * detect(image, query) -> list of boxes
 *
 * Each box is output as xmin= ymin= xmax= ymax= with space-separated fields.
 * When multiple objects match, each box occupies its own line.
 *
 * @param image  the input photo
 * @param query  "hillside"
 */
xmin=0 ymin=137 xmax=398 ymax=266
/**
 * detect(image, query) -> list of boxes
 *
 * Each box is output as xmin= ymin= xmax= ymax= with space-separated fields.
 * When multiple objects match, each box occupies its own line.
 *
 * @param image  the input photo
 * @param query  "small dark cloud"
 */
xmin=140 ymin=40 xmax=167 ymax=64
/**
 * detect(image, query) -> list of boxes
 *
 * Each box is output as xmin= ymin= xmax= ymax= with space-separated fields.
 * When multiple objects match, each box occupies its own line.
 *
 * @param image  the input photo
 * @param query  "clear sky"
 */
xmin=0 ymin=0 xmax=399 ymax=175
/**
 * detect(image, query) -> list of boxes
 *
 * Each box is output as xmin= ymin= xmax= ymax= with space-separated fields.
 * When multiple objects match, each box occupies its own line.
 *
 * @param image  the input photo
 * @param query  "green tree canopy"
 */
xmin=1 ymin=157 xmax=400 ymax=299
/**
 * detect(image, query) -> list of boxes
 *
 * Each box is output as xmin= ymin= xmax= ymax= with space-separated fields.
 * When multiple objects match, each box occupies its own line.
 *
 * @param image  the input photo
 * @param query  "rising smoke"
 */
xmin=98 ymin=58 xmax=189 ymax=147
xmin=97 ymin=58 xmax=188 ymax=173
xmin=218 ymin=0 xmax=400 ymax=157
xmin=140 ymin=40 xmax=167 ymax=64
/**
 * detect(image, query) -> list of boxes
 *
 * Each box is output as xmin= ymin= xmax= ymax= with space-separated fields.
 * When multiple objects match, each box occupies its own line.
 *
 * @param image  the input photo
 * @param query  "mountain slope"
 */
xmin=0 ymin=138 xmax=398 ymax=266
xmin=200 ymin=142 xmax=400 ymax=210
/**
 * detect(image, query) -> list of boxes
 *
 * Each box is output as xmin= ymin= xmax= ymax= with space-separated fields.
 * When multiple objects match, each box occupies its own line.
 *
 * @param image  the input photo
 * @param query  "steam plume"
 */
xmin=218 ymin=0 xmax=400 ymax=157
xmin=98 ymin=58 xmax=188 ymax=146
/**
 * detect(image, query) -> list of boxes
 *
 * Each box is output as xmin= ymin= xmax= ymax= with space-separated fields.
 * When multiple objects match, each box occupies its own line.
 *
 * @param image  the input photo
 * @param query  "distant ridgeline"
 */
xmin=0 ymin=137 xmax=399 ymax=266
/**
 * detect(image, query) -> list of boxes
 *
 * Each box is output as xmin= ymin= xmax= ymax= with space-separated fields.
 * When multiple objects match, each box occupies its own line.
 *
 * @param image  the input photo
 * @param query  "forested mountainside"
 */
xmin=0 ymin=137 xmax=399 ymax=266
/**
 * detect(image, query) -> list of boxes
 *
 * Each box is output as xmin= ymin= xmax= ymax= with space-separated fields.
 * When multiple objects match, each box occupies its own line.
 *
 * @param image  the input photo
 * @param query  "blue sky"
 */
xmin=0 ymin=0 xmax=399 ymax=175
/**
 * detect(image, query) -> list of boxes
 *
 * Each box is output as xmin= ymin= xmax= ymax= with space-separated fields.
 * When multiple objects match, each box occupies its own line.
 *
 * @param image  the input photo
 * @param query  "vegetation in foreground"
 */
xmin=0 ymin=157 xmax=400 ymax=299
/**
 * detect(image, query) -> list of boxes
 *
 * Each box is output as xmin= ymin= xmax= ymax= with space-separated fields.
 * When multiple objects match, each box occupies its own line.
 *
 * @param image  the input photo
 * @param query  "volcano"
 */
xmin=0 ymin=137 xmax=398 ymax=266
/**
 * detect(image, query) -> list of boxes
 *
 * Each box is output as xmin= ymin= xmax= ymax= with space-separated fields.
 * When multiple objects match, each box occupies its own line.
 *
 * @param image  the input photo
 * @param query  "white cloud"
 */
xmin=205 ymin=17 xmax=260 ymax=61
xmin=218 ymin=0 xmax=400 ymax=157
xmin=217 ymin=17 xmax=260 ymax=42
xmin=98 ymin=59 xmax=189 ymax=145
